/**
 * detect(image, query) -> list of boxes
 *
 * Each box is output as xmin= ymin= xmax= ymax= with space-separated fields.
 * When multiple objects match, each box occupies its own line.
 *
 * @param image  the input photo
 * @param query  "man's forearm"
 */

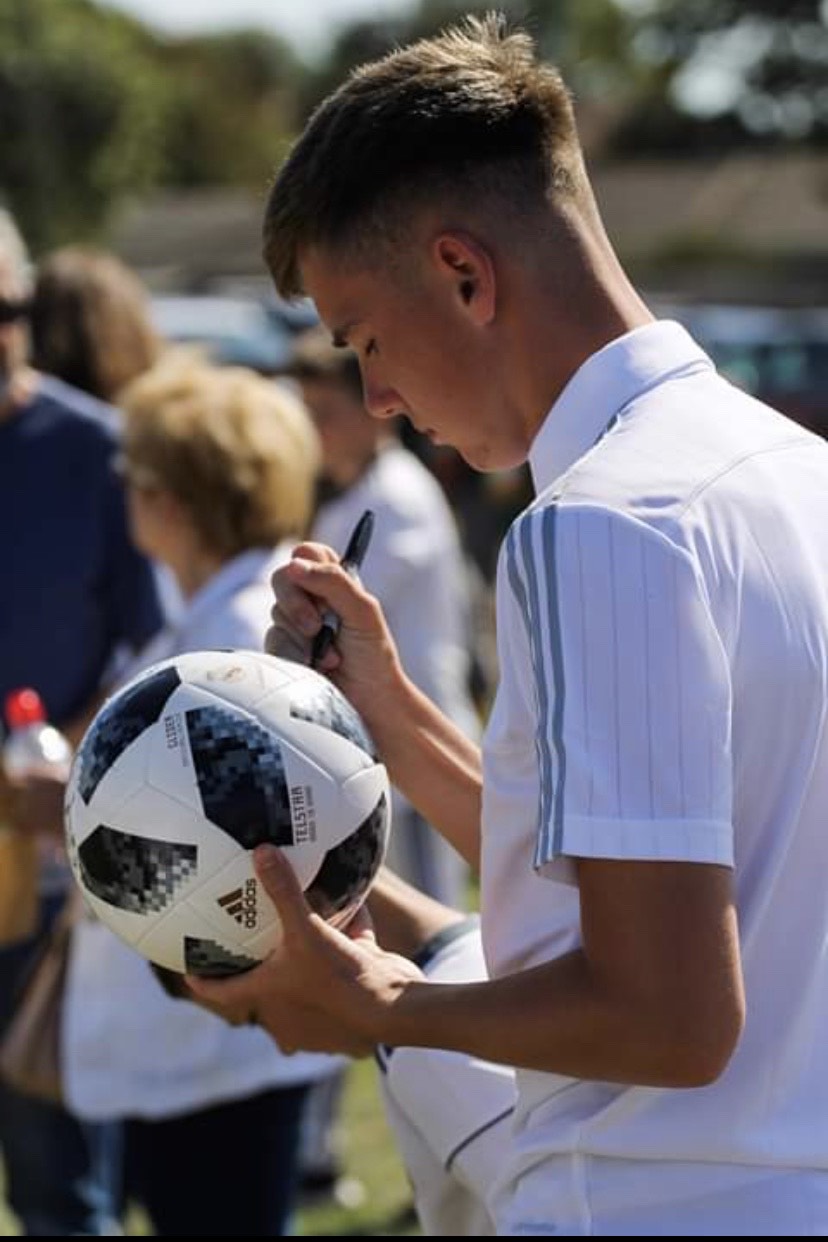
xmin=370 ymin=673 xmax=483 ymax=869
xmin=378 ymin=950 xmax=729 ymax=1089
xmin=367 ymin=867 xmax=469 ymax=958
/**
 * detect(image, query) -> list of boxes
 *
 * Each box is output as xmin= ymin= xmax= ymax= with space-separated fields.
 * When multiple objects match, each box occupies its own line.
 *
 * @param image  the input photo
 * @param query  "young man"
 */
xmin=191 ymin=15 xmax=828 ymax=1234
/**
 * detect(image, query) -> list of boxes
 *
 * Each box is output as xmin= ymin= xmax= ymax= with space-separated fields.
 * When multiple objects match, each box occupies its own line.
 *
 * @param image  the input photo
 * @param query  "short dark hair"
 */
xmin=264 ymin=12 xmax=587 ymax=298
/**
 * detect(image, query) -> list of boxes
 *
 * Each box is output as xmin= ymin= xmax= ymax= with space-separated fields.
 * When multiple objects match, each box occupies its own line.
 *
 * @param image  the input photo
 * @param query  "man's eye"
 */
xmin=364 ymin=339 xmax=378 ymax=358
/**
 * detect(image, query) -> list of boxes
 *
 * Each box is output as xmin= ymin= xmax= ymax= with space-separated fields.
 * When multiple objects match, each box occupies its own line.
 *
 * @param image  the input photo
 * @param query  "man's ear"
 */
xmin=431 ymin=230 xmax=496 ymax=326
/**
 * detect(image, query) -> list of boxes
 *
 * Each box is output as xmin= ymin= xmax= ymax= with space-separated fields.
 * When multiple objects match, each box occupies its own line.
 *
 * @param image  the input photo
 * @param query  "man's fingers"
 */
xmin=268 ymin=578 xmax=323 ymax=643
xmin=186 ymin=959 xmax=261 ymax=1016
xmin=287 ymin=556 xmax=361 ymax=605
xmin=268 ymin=544 xmax=340 ymax=651
xmin=252 ymin=844 xmax=313 ymax=936
xmin=342 ymin=901 xmax=376 ymax=944
xmin=264 ymin=611 xmax=310 ymax=664
xmin=289 ymin=541 xmax=339 ymax=566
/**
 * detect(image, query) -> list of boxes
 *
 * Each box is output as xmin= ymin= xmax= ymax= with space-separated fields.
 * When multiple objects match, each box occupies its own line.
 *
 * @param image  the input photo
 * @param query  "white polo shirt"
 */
xmin=481 ymin=322 xmax=828 ymax=1231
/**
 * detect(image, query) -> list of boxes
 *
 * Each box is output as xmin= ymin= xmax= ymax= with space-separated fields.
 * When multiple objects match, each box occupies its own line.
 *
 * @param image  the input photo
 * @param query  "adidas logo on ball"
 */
xmin=217 ymin=878 xmax=258 ymax=929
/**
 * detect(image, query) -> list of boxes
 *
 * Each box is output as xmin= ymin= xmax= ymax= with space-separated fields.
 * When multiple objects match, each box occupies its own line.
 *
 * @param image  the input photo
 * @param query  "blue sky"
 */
xmin=102 ymin=0 xmax=417 ymax=58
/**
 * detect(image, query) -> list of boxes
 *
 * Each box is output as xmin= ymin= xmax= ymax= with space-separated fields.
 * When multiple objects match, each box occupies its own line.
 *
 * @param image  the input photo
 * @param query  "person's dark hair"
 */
xmin=30 ymin=247 xmax=161 ymax=402
xmin=264 ymin=12 xmax=588 ymax=298
xmin=283 ymin=325 xmax=363 ymax=402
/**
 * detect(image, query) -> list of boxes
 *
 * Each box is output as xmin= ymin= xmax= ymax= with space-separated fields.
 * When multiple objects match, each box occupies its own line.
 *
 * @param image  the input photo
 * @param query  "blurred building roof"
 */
xmin=110 ymin=188 xmax=272 ymax=291
xmin=109 ymin=152 xmax=828 ymax=304
xmin=595 ymin=153 xmax=828 ymax=256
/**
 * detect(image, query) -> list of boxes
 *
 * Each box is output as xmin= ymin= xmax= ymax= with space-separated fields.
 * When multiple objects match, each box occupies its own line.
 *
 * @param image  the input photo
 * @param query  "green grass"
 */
xmin=0 ymin=1058 xmax=419 ymax=1237
xmin=296 ymin=1059 xmax=420 ymax=1236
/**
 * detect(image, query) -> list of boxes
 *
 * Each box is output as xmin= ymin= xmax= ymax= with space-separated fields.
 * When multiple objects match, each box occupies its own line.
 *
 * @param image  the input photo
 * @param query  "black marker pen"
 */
xmin=311 ymin=509 xmax=375 ymax=668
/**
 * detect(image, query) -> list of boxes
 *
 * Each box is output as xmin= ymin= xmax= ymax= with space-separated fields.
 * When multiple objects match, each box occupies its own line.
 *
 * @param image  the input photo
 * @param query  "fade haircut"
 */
xmin=264 ymin=12 xmax=589 ymax=298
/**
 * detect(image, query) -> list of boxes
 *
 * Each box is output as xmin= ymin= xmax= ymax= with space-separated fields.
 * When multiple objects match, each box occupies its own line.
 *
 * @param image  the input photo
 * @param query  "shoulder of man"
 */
xmin=29 ymin=373 xmax=122 ymax=444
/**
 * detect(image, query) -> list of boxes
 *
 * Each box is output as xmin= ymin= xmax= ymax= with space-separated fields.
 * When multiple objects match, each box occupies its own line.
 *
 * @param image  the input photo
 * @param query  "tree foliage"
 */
xmin=152 ymin=29 xmax=303 ymax=188
xmin=0 ymin=0 xmax=168 ymax=250
xmin=0 ymin=0 xmax=302 ymax=252
xmin=303 ymin=0 xmax=828 ymax=154
xmin=0 ymin=0 xmax=824 ymax=252
xmin=615 ymin=0 xmax=828 ymax=152
xmin=300 ymin=1 xmax=639 ymax=120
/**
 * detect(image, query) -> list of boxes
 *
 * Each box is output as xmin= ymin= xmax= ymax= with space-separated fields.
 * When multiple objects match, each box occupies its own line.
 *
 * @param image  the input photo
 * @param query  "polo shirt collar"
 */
xmin=528 ymin=320 xmax=713 ymax=492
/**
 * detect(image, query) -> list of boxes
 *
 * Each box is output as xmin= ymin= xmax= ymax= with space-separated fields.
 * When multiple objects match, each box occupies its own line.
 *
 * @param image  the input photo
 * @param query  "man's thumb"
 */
xmin=253 ymin=844 xmax=308 ymax=929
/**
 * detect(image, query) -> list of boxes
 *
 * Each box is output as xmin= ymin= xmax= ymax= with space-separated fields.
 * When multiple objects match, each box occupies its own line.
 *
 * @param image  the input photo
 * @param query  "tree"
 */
xmin=154 ymin=30 xmax=304 ymax=189
xmin=0 ymin=1 xmax=303 ymax=253
xmin=0 ymin=0 xmax=169 ymax=251
xmin=615 ymin=0 xmax=828 ymax=150
xmin=300 ymin=0 xmax=639 ymax=123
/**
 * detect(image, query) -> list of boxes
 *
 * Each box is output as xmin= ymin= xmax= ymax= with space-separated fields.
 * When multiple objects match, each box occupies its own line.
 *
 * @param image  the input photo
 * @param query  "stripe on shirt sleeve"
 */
xmin=506 ymin=507 xmax=567 ymax=866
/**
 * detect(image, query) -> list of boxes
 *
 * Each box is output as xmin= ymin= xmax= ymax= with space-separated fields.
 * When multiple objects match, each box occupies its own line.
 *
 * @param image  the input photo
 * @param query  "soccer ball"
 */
xmin=64 ymin=650 xmax=390 ymax=976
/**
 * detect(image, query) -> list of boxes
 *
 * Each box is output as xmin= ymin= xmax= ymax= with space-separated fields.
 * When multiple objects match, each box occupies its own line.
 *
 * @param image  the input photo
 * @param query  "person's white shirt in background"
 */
xmin=63 ymin=544 xmax=342 ymax=1121
xmin=312 ymin=442 xmax=479 ymax=909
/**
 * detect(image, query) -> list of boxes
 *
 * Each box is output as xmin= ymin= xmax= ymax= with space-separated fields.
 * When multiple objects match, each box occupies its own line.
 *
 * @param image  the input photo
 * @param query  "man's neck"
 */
xmin=172 ymin=547 xmax=225 ymax=602
xmin=0 ymin=367 xmax=39 ymax=422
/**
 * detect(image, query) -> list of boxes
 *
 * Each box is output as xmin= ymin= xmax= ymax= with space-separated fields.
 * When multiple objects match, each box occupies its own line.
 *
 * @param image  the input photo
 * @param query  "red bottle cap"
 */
xmin=5 ymin=688 xmax=47 ymax=730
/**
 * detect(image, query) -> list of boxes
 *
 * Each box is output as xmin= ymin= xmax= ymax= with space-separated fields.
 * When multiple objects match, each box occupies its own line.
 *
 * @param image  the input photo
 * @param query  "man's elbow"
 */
xmin=666 ymin=994 xmax=746 ymax=1088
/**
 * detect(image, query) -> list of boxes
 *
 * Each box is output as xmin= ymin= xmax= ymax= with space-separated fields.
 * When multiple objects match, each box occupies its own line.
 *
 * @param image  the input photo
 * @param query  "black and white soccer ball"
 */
xmin=64 ymin=650 xmax=390 ymax=977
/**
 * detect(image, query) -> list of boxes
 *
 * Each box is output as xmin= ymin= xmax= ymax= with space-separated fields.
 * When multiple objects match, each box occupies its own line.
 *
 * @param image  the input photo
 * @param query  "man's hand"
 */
xmin=266 ymin=541 xmax=407 ymax=734
xmin=187 ymin=844 xmax=424 ymax=1057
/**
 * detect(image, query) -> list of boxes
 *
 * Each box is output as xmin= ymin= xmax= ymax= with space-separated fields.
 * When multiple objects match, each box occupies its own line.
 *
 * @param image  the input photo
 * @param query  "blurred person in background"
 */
xmin=0 ymin=208 xmax=163 ymax=1234
xmin=30 ymin=244 xmax=182 ymax=623
xmin=61 ymin=356 xmax=340 ymax=1237
xmin=402 ymin=426 xmax=533 ymax=585
xmin=284 ymin=326 xmax=481 ymax=1203
xmin=30 ymin=245 xmax=162 ymax=404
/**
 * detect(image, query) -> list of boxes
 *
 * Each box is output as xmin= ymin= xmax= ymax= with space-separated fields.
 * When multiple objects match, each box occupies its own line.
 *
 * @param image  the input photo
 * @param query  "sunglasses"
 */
xmin=0 ymin=298 xmax=31 ymax=325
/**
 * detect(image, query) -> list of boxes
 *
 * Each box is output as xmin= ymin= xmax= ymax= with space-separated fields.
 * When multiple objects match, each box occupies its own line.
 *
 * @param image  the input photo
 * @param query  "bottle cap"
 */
xmin=5 ymin=688 xmax=47 ymax=730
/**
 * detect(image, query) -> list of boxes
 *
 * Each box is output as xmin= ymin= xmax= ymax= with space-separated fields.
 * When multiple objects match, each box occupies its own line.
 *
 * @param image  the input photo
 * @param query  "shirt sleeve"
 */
xmin=374 ymin=924 xmax=513 ymax=1236
xmin=504 ymin=503 xmax=733 ymax=875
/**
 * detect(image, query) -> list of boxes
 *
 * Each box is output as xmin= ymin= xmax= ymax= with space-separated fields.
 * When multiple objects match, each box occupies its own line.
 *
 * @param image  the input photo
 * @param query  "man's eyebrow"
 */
xmin=331 ymin=320 xmax=361 ymax=349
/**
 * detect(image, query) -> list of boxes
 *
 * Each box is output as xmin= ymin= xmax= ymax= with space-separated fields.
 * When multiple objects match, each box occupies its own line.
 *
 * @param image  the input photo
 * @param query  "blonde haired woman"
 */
xmin=63 ymin=358 xmax=335 ymax=1237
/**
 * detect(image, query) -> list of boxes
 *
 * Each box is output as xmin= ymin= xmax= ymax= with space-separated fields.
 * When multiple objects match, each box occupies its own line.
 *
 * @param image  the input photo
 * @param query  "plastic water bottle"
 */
xmin=0 ymin=689 xmax=71 ymax=945
xmin=3 ymin=689 xmax=72 ymax=783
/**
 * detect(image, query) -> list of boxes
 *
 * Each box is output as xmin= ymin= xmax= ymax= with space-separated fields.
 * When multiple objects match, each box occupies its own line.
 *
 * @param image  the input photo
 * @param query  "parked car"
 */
xmin=653 ymin=299 xmax=828 ymax=438
xmin=150 ymin=294 xmax=296 ymax=375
